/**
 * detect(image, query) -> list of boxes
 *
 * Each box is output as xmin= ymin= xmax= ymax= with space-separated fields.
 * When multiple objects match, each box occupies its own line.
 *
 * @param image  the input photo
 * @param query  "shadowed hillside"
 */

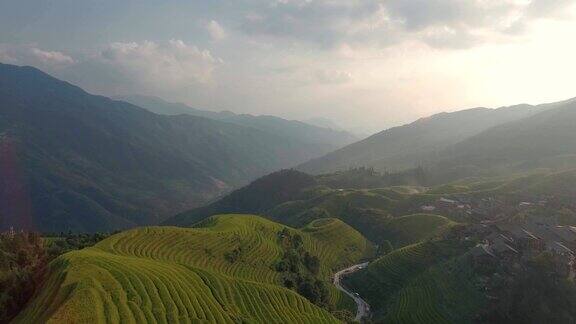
xmin=298 ymin=102 xmax=556 ymax=174
xmin=0 ymin=64 xmax=337 ymax=232
xmin=443 ymin=100 xmax=576 ymax=171
xmin=165 ymin=169 xmax=318 ymax=226
xmin=119 ymin=95 xmax=358 ymax=153
xmin=167 ymin=170 xmax=455 ymax=247
xmin=345 ymin=240 xmax=483 ymax=323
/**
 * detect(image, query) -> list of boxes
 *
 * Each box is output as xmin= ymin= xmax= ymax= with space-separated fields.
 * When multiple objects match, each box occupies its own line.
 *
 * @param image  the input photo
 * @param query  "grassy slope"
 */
xmin=15 ymin=215 xmax=371 ymax=323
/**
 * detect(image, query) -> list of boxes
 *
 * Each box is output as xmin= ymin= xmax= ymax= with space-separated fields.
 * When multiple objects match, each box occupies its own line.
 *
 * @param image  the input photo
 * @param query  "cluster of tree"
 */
xmin=296 ymin=277 xmax=330 ymax=307
xmin=0 ymin=230 xmax=112 ymax=322
xmin=224 ymin=247 xmax=243 ymax=263
xmin=317 ymin=166 xmax=429 ymax=189
xmin=330 ymin=309 xmax=356 ymax=323
xmin=0 ymin=231 xmax=47 ymax=322
xmin=482 ymin=253 xmax=576 ymax=323
xmin=223 ymin=233 xmax=246 ymax=264
xmin=44 ymin=231 xmax=113 ymax=260
xmin=275 ymin=228 xmax=328 ymax=307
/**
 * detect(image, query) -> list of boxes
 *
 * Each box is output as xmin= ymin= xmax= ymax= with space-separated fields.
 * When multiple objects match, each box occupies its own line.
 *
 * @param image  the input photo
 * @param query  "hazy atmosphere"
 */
xmin=5 ymin=1 xmax=576 ymax=323
xmin=2 ymin=0 xmax=576 ymax=133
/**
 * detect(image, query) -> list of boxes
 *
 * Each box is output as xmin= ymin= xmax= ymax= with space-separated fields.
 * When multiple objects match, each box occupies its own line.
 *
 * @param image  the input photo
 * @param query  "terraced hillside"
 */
xmin=344 ymin=240 xmax=484 ymax=323
xmin=15 ymin=215 xmax=372 ymax=323
xmin=269 ymin=189 xmax=455 ymax=247
xmin=411 ymin=169 xmax=576 ymax=204
xmin=168 ymin=170 xmax=456 ymax=248
xmin=381 ymin=214 xmax=456 ymax=248
xmin=383 ymin=259 xmax=485 ymax=324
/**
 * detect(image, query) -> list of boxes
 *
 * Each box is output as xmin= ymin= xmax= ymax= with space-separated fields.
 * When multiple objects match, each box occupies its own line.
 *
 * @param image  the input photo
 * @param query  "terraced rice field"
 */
xmin=384 ymin=259 xmax=486 ymax=323
xmin=382 ymin=214 xmax=456 ymax=248
xmin=344 ymin=242 xmax=441 ymax=311
xmin=15 ymin=214 xmax=371 ymax=323
xmin=301 ymin=218 xmax=374 ymax=272
xmin=345 ymin=240 xmax=473 ymax=322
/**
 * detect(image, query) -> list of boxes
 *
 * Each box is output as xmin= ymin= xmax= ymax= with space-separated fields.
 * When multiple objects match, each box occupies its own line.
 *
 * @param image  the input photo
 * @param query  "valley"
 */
xmin=164 ymin=168 xmax=576 ymax=323
xmin=2 ymin=62 xmax=576 ymax=323
xmin=0 ymin=64 xmax=352 ymax=233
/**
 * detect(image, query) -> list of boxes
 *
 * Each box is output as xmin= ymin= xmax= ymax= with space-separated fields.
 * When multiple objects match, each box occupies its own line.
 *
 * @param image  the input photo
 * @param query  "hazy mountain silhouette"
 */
xmin=298 ymin=100 xmax=569 ymax=175
xmin=119 ymin=95 xmax=358 ymax=153
xmin=0 ymin=63 xmax=336 ymax=232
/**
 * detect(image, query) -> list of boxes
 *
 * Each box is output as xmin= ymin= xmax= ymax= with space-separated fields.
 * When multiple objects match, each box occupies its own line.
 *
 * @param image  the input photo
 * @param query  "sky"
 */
xmin=1 ymin=0 xmax=576 ymax=134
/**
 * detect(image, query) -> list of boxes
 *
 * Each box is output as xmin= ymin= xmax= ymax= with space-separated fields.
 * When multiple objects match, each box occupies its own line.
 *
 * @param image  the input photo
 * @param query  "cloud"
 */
xmin=527 ymin=0 xmax=576 ymax=18
xmin=315 ymin=69 xmax=353 ymax=84
xmin=0 ymin=43 xmax=75 ymax=68
xmin=48 ymin=39 xmax=224 ymax=105
xmin=96 ymin=39 xmax=222 ymax=88
xmin=240 ymin=0 xmax=576 ymax=49
xmin=241 ymin=1 xmax=378 ymax=46
xmin=1 ymin=1 xmax=575 ymax=135
xmin=206 ymin=20 xmax=227 ymax=41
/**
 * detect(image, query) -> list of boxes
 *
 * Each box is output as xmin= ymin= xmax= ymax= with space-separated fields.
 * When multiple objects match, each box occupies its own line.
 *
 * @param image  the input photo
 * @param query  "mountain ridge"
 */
xmin=297 ymin=99 xmax=569 ymax=175
xmin=0 ymin=63 xmax=338 ymax=232
xmin=118 ymin=94 xmax=358 ymax=152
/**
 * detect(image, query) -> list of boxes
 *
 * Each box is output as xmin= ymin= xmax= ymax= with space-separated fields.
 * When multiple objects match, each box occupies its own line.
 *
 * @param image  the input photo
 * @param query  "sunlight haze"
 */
xmin=1 ymin=0 xmax=575 ymax=133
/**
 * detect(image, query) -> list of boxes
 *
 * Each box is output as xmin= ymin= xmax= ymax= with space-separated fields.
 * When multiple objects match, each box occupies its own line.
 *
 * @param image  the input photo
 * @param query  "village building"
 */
xmin=546 ymin=242 xmax=575 ymax=277
xmin=493 ymin=222 xmax=514 ymax=233
xmin=538 ymin=200 xmax=548 ymax=207
xmin=469 ymin=244 xmax=496 ymax=268
xmin=551 ymin=226 xmax=576 ymax=246
xmin=421 ymin=205 xmax=436 ymax=212
xmin=509 ymin=228 xmax=545 ymax=252
xmin=491 ymin=240 xmax=519 ymax=261
xmin=471 ymin=208 xmax=490 ymax=221
xmin=547 ymin=241 xmax=574 ymax=257
xmin=465 ymin=224 xmax=490 ymax=236
xmin=519 ymin=202 xmax=533 ymax=209
xmin=485 ymin=232 xmax=514 ymax=246
xmin=438 ymin=197 xmax=458 ymax=208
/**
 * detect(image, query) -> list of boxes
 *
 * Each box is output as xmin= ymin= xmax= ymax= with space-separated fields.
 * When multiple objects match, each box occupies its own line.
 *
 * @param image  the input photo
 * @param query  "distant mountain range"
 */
xmin=0 ymin=63 xmax=351 ymax=232
xmin=298 ymin=98 xmax=576 ymax=179
xmin=117 ymin=95 xmax=358 ymax=153
xmin=446 ymin=99 xmax=576 ymax=168
xmin=3 ymin=62 xmax=576 ymax=233
xmin=304 ymin=117 xmax=345 ymax=131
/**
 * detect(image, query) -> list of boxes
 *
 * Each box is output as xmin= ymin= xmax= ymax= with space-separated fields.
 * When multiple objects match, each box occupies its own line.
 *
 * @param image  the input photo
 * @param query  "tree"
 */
xmin=303 ymin=252 xmax=320 ymax=275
